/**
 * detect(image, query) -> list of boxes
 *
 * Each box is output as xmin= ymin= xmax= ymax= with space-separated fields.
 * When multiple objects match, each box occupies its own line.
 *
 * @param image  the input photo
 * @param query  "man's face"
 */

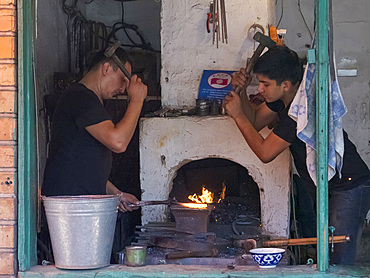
xmin=104 ymin=62 xmax=132 ymax=99
xmin=256 ymin=74 xmax=285 ymax=103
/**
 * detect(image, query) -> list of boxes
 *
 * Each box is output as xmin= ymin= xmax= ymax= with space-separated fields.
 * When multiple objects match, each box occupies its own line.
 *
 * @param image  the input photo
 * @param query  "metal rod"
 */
xmin=220 ymin=0 xmax=224 ymax=43
xmin=212 ymin=0 xmax=215 ymax=44
xmin=222 ymin=0 xmax=228 ymax=43
xmin=216 ymin=0 xmax=220 ymax=48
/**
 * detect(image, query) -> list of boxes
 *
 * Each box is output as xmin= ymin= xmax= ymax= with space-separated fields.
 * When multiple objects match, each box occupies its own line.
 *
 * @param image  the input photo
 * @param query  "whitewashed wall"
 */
xmin=161 ymin=0 xmax=275 ymax=108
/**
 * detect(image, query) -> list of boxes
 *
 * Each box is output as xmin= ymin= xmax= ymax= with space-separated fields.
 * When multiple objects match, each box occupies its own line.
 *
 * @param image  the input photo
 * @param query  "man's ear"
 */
xmin=102 ymin=62 xmax=110 ymax=75
xmin=282 ymin=80 xmax=292 ymax=92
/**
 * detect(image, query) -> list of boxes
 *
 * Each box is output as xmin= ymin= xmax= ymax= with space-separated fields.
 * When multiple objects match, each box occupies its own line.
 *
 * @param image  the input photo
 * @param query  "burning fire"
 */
xmin=187 ymin=184 xmax=226 ymax=205
xmin=188 ymin=187 xmax=214 ymax=204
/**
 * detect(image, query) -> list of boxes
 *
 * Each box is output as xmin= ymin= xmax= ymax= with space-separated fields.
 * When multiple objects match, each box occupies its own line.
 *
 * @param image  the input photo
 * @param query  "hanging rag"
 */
xmin=288 ymin=48 xmax=347 ymax=185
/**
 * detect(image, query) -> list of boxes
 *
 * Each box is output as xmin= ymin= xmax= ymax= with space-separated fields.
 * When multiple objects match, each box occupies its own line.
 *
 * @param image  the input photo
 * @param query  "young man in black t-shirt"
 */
xmin=223 ymin=45 xmax=370 ymax=265
xmin=42 ymin=47 xmax=147 ymax=213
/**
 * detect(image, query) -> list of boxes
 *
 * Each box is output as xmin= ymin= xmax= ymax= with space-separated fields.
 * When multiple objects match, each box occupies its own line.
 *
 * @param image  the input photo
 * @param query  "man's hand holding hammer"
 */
xmin=231 ymin=67 xmax=252 ymax=92
xmin=224 ymin=31 xmax=276 ymax=127
xmin=223 ymin=67 xmax=258 ymax=126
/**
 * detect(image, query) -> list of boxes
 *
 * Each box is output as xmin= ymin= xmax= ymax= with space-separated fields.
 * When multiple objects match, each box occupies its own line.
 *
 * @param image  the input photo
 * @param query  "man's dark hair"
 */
xmin=253 ymin=45 xmax=303 ymax=85
xmin=87 ymin=46 xmax=134 ymax=71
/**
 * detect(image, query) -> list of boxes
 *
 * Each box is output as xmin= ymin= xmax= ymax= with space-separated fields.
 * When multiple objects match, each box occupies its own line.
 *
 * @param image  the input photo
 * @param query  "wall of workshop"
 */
xmin=34 ymin=0 xmax=70 ymax=188
xmin=275 ymin=0 xmax=369 ymax=167
xmin=85 ymin=0 xmax=161 ymax=52
xmin=0 ymin=0 xmax=17 ymax=276
xmin=160 ymin=0 xmax=275 ymax=108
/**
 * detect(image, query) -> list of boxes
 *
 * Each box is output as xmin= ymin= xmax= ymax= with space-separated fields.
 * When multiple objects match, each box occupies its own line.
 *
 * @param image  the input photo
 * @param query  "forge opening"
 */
xmin=169 ymin=158 xmax=261 ymax=227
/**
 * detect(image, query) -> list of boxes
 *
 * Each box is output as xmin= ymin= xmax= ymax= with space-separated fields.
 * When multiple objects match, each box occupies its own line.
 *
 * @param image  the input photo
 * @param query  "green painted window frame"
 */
xmin=315 ymin=0 xmax=330 ymax=271
xmin=16 ymin=0 xmax=330 ymax=272
xmin=18 ymin=0 xmax=37 ymax=271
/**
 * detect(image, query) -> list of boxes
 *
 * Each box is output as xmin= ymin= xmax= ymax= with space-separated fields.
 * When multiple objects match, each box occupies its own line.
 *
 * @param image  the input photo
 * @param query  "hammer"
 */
xmin=104 ymin=41 xmax=132 ymax=80
xmin=234 ymin=31 xmax=276 ymax=94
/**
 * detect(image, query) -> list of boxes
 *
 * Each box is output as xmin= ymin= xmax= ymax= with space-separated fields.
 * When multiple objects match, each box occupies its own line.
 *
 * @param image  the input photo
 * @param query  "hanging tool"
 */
xmin=104 ymin=40 xmax=132 ymax=79
xmin=206 ymin=2 xmax=213 ymax=33
xmin=234 ymin=31 xmax=276 ymax=95
xmin=209 ymin=0 xmax=228 ymax=48
xmin=219 ymin=0 xmax=227 ymax=43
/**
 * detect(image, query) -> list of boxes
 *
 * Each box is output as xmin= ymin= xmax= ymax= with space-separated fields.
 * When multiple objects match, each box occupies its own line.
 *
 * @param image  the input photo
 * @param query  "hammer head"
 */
xmin=103 ymin=41 xmax=132 ymax=79
xmin=104 ymin=41 xmax=121 ymax=58
xmin=253 ymin=31 xmax=276 ymax=49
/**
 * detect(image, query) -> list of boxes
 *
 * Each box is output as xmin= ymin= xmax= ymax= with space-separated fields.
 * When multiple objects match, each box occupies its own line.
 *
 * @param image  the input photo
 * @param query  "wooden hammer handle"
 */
xmin=234 ymin=44 xmax=265 ymax=94
xmin=263 ymin=235 xmax=350 ymax=247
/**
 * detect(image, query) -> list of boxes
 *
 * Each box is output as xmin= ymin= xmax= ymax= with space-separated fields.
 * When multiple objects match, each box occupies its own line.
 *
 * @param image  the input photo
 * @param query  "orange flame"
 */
xmin=218 ymin=183 xmax=226 ymax=203
xmin=188 ymin=187 xmax=214 ymax=203
xmin=188 ymin=185 xmax=226 ymax=204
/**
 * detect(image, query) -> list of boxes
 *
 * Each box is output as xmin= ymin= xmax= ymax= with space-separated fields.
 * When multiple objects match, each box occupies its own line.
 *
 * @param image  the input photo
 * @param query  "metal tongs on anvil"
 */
xmin=129 ymin=198 xmax=179 ymax=208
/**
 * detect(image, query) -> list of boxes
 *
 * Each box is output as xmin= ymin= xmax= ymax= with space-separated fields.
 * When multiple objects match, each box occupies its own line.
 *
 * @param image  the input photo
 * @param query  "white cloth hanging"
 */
xmin=288 ymin=54 xmax=347 ymax=185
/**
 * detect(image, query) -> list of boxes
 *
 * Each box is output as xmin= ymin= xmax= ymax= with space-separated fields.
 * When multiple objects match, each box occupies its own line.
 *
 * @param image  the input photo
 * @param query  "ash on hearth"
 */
xmin=210 ymin=197 xmax=261 ymax=226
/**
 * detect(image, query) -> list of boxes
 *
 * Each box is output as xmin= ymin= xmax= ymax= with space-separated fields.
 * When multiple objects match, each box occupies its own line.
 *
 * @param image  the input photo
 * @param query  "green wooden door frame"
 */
xmin=315 ymin=0 xmax=330 ymax=272
xmin=15 ymin=0 xmax=331 ymax=273
xmin=17 ymin=0 xmax=37 ymax=271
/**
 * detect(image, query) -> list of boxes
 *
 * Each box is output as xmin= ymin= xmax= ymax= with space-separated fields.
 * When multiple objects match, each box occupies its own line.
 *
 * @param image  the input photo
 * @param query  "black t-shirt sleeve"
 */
xmin=68 ymin=85 xmax=111 ymax=130
xmin=272 ymin=113 xmax=297 ymax=143
xmin=266 ymin=100 xmax=285 ymax=113
xmin=266 ymin=100 xmax=297 ymax=143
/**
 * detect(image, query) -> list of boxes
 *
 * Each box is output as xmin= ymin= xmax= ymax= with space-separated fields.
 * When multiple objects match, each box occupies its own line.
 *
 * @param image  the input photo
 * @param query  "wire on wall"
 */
xmin=276 ymin=0 xmax=284 ymax=28
xmin=105 ymin=1 xmax=159 ymax=52
xmin=276 ymin=0 xmax=313 ymax=41
xmin=297 ymin=0 xmax=313 ymax=40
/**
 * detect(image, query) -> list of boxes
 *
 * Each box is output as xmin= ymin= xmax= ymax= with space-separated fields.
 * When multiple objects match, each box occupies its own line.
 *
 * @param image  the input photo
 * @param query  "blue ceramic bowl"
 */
xmin=249 ymin=248 xmax=285 ymax=268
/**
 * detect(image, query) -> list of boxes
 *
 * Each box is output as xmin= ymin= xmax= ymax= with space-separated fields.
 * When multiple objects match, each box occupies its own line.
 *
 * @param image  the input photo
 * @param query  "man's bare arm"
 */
xmin=86 ymin=75 xmax=147 ymax=153
xmin=224 ymin=91 xmax=290 ymax=162
xmin=231 ymin=69 xmax=277 ymax=131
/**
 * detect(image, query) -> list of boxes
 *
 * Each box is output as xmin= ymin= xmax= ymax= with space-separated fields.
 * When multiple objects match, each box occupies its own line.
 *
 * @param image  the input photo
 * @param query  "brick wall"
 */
xmin=0 ymin=0 xmax=17 ymax=276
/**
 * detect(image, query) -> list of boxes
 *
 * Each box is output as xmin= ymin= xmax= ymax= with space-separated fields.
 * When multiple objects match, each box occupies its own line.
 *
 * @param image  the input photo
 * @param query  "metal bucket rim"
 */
xmin=42 ymin=195 xmax=119 ymax=202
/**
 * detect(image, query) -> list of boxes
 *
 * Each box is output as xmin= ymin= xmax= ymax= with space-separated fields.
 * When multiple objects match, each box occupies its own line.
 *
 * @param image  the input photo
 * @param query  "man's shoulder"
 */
xmin=64 ymin=82 xmax=90 ymax=95
xmin=265 ymin=100 xmax=285 ymax=112
xmin=61 ymin=83 xmax=97 ymax=102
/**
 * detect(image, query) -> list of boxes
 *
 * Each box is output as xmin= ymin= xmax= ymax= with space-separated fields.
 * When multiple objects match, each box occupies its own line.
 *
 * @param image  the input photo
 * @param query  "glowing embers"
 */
xmin=179 ymin=203 xmax=208 ymax=209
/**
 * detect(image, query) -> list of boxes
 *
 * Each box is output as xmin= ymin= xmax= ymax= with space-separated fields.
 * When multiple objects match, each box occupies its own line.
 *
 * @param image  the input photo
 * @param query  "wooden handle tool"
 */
xmin=263 ymin=235 xmax=350 ymax=247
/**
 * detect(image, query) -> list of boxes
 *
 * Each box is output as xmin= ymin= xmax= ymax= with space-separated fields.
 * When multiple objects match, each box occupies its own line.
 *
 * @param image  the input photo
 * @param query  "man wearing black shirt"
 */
xmin=42 ymin=46 xmax=147 ymax=212
xmin=224 ymin=45 xmax=370 ymax=265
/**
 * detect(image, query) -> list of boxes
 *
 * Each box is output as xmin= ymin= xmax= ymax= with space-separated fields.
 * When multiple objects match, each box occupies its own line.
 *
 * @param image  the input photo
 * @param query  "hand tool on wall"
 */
xmin=234 ymin=31 xmax=276 ymax=95
xmin=206 ymin=2 xmax=213 ymax=33
xmin=104 ymin=40 xmax=132 ymax=79
xmin=209 ymin=0 xmax=228 ymax=48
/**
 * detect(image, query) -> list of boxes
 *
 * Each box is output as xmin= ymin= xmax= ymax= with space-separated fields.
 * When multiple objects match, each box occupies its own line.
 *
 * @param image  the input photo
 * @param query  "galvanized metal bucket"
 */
xmin=42 ymin=195 xmax=120 ymax=269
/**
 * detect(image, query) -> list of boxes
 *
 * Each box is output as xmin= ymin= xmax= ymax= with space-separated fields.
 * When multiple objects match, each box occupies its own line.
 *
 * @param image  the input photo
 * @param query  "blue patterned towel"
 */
xmin=288 ymin=56 xmax=347 ymax=185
